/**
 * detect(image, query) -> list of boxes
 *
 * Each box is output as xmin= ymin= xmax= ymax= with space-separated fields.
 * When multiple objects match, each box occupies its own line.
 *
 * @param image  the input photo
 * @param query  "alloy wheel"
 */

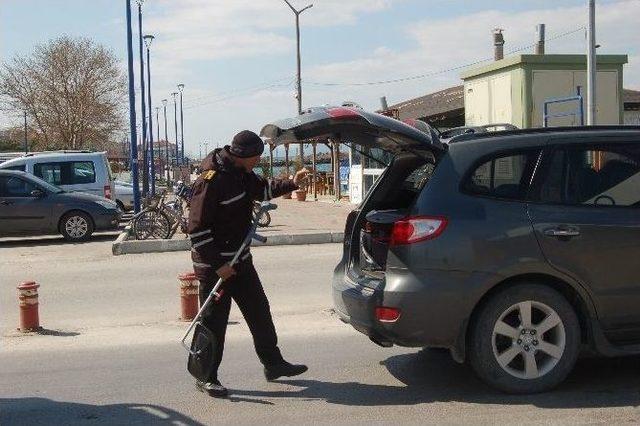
xmin=65 ymin=215 xmax=89 ymax=239
xmin=491 ymin=300 xmax=566 ymax=380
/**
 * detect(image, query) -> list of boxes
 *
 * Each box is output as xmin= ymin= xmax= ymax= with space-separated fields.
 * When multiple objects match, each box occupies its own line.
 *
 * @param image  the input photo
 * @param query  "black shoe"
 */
xmin=195 ymin=379 xmax=229 ymax=398
xmin=264 ymin=361 xmax=308 ymax=381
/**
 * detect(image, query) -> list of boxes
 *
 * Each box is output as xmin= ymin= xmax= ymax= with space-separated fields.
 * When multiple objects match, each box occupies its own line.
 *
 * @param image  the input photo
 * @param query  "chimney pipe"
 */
xmin=535 ymin=24 xmax=546 ymax=55
xmin=493 ymin=28 xmax=505 ymax=61
xmin=380 ymin=96 xmax=389 ymax=111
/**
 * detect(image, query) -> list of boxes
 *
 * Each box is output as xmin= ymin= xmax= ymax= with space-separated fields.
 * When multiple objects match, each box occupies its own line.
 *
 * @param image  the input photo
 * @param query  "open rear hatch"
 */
xmin=261 ymin=107 xmax=445 ymax=280
xmin=260 ymin=106 xmax=444 ymax=157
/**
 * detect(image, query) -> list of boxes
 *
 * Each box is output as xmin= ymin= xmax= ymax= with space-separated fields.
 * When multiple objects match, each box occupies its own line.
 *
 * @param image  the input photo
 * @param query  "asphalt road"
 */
xmin=1 ymin=239 xmax=639 ymax=425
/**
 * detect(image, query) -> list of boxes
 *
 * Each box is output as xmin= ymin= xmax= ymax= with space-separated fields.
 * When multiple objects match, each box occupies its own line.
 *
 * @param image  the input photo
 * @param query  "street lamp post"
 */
xmin=143 ymin=34 xmax=156 ymax=195
xmin=172 ymin=92 xmax=179 ymax=165
xmin=136 ymin=0 xmax=148 ymax=195
xmin=23 ymin=110 xmax=28 ymax=154
xmin=283 ymin=0 xmax=312 ymax=167
xmin=125 ymin=0 xmax=141 ymax=213
xmin=155 ymin=106 xmax=161 ymax=182
xmin=162 ymin=98 xmax=170 ymax=183
xmin=178 ymin=83 xmax=185 ymax=165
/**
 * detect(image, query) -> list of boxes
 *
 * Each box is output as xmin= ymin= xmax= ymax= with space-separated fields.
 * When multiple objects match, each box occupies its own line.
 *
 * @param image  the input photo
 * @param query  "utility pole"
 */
xmin=144 ymin=34 xmax=155 ymax=195
xmin=178 ymin=84 xmax=185 ymax=164
xmin=136 ymin=0 xmax=148 ymax=195
xmin=586 ymin=0 xmax=597 ymax=125
xmin=23 ymin=110 xmax=28 ymax=153
xmin=172 ymin=92 xmax=179 ymax=165
xmin=155 ymin=106 xmax=161 ymax=182
xmin=162 ymin=99 xmax=170 ymax=183
xmin=283 ymin=0 xmax=312 ymax=167
xmin=125 ymin=0 xmax=141 ymax=213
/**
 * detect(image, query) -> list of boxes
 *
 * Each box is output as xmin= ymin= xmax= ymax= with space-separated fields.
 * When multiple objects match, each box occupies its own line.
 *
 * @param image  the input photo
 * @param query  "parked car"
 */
xmin=0 ymin=170 xmax=121 ymax=241
xmin=115 ymin=180 xmax=134 ymax=211
xmin=0 ymin=150 xmax=116 ymax=201
xmin=262 ymin=106 xmax=640 ymax=394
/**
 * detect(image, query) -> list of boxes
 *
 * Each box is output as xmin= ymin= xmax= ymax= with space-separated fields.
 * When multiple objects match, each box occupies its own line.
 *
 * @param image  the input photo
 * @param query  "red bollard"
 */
xmin=177 ymin=272 xmax=199 ymax=321
xmin=17 ymin=281 xmax=41 ymax=332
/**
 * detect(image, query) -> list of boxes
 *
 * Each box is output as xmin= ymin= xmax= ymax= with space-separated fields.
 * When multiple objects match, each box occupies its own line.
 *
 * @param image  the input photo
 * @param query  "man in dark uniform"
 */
xmin=188 ymin=130 xmax=309 ymax=398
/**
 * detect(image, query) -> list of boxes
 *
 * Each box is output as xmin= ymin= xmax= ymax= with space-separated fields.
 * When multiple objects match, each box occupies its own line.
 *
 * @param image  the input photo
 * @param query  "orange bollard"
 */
xmin=17 ymin=281 xmax=41 ymax=332
xmin=177 ymin=272 xmax=199 ymax=321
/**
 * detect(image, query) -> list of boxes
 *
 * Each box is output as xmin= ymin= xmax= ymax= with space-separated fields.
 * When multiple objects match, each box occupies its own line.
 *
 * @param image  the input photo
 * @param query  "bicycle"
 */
xmin=131 ymin=182 xmax=190 ymax=240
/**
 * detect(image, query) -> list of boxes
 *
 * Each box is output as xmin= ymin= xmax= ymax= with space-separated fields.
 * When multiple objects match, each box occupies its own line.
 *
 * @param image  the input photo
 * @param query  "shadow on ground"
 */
xmin=232 ymin=349 xmax=640 ymax=408
xmin=0 ymin=234 xmax=117 ymax=248
xmin=0 ymin=398 xmax=204 ymax=426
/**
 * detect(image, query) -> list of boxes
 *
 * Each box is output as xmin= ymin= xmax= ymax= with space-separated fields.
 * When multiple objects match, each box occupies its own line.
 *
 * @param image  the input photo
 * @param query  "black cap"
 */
xmin=229 ymin=130 xmax=265 ymax=158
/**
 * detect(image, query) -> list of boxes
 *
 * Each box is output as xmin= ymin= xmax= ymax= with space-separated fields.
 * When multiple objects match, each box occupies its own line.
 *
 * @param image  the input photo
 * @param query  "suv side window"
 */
xmin=0 ymin=176 xmax=38 ymax=197
xmin=34 ymin=161 xmax=96 ymax=185
xmin=3 ymin=165 xmax=26 ymax=172
xmin=538 ymin=144 xmax=640 ymax=207
xmin=463 ymin=151 xmax=540 ymax=201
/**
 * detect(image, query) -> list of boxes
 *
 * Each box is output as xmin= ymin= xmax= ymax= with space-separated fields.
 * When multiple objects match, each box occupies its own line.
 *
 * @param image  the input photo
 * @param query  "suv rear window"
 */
xmin=463 ymin=151 xmax=540 ymax=201
xmin=34 ymin=161 xmax=96 ymax=185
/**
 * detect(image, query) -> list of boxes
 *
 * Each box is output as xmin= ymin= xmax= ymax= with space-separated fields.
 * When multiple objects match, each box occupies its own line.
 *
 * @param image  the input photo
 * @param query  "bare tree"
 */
xmin=0 ymin=36 xmax=126 ymax=151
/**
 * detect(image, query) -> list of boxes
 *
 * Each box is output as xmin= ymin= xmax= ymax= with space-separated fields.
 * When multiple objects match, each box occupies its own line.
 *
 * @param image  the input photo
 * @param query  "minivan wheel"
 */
xmin=469 ymin=283 xmax=580 ymax=394
xmin=60 ymin=211 xmax=94 ymax=242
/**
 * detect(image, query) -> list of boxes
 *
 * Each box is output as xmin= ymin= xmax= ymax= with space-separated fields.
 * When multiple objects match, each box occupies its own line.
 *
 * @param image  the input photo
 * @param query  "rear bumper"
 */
xmin=333 ymin=265 xmax=494 ymax=355
xmin=95 ymin=210 xmax=122 ymax=230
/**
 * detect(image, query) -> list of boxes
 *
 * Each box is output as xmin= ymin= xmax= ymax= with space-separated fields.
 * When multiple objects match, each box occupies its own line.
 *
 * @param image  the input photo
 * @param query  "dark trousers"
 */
xmin=198 ymin=260 xmax=284 ymax=380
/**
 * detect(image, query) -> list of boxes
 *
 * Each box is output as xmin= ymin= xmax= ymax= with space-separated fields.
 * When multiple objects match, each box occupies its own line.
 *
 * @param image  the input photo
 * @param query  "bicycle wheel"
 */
xmin=257 ymin=210 xmax=271 ymax=228
xmin=133 ymin=209 xmax=172 ymax=240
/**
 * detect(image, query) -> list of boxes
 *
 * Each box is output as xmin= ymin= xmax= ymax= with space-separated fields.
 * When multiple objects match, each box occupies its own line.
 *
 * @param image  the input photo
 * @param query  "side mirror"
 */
xmin=30 ymin=189 xmax=46 ymax=197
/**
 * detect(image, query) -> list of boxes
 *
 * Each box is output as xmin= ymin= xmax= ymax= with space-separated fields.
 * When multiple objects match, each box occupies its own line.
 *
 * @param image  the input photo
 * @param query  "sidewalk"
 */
xmin=112 ymin=197 xmax=355 ymax=255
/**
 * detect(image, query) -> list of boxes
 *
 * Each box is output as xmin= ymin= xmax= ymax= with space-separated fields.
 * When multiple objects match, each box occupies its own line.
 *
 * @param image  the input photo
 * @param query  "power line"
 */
xmin=183 ymin=76 xmax=295 ymax=106
xmin=183 ymin=77 xmax=296 ymax=110
xmin=306 ymin=26 xmax=586 ymax=88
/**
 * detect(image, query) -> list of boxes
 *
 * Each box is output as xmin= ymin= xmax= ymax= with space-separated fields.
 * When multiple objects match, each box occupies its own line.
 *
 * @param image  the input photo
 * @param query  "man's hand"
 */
xmin=293 ymin=168 xmax=310 ymax=187
xmin=216 ymin=263 xmax=236 ymax=281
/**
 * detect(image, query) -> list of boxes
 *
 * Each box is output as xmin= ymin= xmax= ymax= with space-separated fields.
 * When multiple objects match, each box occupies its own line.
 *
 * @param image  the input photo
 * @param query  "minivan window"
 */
xmin=538 ymin=145 xmax=640 ymax=207
xmin=464 ymin=151 xmax=540 ymax=201
xmin=0 ymin=176 xmax=38 ymax=197
xmin=34 ymin=161 xmax=96 ymax=185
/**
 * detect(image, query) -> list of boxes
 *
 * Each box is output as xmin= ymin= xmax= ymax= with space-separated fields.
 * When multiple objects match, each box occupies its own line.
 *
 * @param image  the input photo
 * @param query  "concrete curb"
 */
xmin=112 ymin=231 xmax=343 ymax=255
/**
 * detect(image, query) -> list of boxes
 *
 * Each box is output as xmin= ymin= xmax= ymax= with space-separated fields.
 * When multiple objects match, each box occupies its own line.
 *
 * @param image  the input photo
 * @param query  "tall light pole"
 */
xmin=143 ymin=34 xmax=156 ymax=195
xmin=125 ymin=0 xmax=141 ymax=213
xmin=283 ymin=0 xmax=312 ymax=167
xmin=177 ymin=83 xmax=185 ymax=164
xmin=172 ymin=92 xmax=179 ymax=165
xmin=155 ymin=106 xmax=161 ymax=182
xmin=162 ymin=98 xmax=170 ymax=183
xmin=23 ymin=110 xmax=28 ymax=154
xmin=136 ymin=0 xmax=148 ymax=195
xmin=586 ymin=0 xmax=597 ymax=125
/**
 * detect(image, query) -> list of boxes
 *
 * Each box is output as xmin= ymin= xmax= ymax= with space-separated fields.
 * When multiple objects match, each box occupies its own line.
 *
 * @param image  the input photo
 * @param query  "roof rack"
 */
xmin=23 ymin=150 xmax=95 ymax=157
xmin=449 ymin=125 xmax=640 ymax=143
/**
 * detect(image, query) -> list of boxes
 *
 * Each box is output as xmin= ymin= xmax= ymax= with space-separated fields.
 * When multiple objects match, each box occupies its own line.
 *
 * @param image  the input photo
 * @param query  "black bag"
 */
xmin=187 ymin=322 xmax=218 ymax=382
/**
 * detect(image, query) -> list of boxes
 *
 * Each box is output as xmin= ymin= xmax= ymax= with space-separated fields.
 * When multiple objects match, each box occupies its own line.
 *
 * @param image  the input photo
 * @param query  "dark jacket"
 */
xmin=188 ymin=147 xmax=297 ymax=282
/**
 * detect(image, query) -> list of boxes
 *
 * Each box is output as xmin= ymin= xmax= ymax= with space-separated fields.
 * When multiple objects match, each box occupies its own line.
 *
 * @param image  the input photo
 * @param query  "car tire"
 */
xmin=60 ymin=211 xmax=94 ymax=242
xmin=469 ymin=283 xmax=580 ymax=394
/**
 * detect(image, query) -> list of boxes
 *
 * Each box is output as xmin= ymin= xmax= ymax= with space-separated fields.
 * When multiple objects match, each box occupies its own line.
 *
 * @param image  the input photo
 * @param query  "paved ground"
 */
xmin=1 ymin=239 xmax=639 ymax=425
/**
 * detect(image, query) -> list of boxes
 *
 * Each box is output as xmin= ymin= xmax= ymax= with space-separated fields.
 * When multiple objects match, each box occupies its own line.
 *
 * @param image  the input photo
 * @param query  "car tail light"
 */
xmin=327 ymin=107 xmax=360 ymax=119
xmin=104 ymin=185 xmax=112 ymax=199
xmin=389 ymin=216 xmax=447 ymax=246
xmin=375 ymin=307 xmax=401 ymax=323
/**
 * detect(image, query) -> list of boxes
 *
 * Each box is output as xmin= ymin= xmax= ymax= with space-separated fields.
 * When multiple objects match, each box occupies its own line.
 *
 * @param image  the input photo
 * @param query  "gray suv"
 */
xmin=262 ymin=107 xmax=640 ymax=394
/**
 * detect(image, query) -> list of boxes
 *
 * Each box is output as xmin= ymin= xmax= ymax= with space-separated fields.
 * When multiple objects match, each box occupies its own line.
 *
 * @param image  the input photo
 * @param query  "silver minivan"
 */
xmin=0 ymin=151 xmax=116 ymax=201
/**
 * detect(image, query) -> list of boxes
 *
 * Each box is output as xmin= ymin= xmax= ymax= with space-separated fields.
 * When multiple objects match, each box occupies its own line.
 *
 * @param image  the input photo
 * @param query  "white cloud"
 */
xmin=303 ymin=0 xmax=640 ymax=109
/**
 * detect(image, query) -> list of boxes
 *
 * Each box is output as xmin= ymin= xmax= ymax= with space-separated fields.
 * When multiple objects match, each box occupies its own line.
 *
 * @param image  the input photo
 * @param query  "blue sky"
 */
xmin=1 ymin=0 xmax=638 ymax=158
